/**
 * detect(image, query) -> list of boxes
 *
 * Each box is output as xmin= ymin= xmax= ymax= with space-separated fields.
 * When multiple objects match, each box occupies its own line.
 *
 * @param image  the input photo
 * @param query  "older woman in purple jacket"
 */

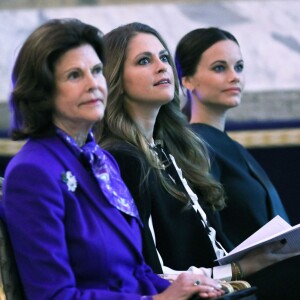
xmin=1 ymin=19 xmax=223 ymax=300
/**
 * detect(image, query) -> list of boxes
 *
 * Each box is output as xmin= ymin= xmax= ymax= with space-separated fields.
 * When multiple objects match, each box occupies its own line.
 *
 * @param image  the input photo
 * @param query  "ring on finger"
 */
xmin=193 ymin=280 xmax=201 ymax=286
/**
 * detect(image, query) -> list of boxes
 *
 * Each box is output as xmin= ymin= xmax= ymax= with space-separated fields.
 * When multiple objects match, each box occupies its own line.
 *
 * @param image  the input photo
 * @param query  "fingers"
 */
xmin=192 ymin=284 xmax=224 ymax=299
xmin=193 ymin=280 xmax=201 ymax=286
xmin=180 ymin=272 xmax=224 ymax=295
xmin=263 ymin=241 xmax=300 ymax=260
xmin=197 ymin=283 xmax=224 ymax=299
xmin=186 ymin=273 xmax=222 ymax=290
xmin=191 ymin=278 xmax=219 ymax=293
xmin=268 ymin=240 xmax=288 ymax=252
xmin=161 ymin=272 xmax=224 ymax=300
xmin=274 ymin=251 xmax=300 ymax=261
xmin=241 ymin=242 xmax=300 ymax=276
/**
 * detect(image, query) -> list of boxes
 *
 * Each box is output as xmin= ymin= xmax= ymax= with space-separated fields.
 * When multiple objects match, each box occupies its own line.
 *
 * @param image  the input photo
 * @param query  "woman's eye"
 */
xmin=138 ymin=57 xmax=150 ymax=65
xmin=93 ymin=66 xmax=103 ymax=74
xmin=68 ymin=71 xmax=80 ymax=80
xmin=235 ymin=63 xmax=244 ymax=72
xmin=160 ymin=55 xmax=169 ymax=63
xmin=213 ymin=65 xmax=225 ymax=72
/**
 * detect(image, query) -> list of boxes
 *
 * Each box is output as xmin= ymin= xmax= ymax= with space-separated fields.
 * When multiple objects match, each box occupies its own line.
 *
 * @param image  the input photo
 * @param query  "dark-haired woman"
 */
xmin=1 ymin=19 xmax=223 ymax=300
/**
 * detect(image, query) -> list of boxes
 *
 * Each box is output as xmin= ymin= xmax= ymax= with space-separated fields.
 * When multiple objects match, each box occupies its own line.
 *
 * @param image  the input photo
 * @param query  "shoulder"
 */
xmin=4 ymin=136 xmax=72 ymax=184
xmin=189 ymin=124 xmax=226 ymax=152
xmin=102 ymin=140 xmax=152 ymax=184
xmin=190 ymin=123 xmax=223 ymax=139
xmin=104 ymin=139 xmax=137 ymax=153
xmin=104 ymin=140 xmax=145 ymax=163
xmin=10 ymin=136 xmax=67 ymax=165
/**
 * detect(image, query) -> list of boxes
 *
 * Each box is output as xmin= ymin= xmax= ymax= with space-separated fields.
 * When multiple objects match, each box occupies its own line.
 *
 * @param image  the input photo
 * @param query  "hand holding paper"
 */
xmin=217 ymin=215 xmax=300 ymax=265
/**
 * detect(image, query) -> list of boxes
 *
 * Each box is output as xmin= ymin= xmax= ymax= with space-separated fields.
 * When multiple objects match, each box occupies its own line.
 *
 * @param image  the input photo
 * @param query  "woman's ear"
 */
xmin=182 ymin=76 xmax=194 ymax=91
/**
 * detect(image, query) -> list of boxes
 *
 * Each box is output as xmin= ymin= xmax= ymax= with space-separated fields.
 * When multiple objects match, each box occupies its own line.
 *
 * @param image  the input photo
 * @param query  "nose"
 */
xmin=86 ymin=72 xmax=99 ymax=92
xmin=156 ymin=58 xmax=167 ymax=73
xmin=229 ymin=68 xmax=240 ymax=83
xmin=86 ymin=71 xmax=107 ymax=98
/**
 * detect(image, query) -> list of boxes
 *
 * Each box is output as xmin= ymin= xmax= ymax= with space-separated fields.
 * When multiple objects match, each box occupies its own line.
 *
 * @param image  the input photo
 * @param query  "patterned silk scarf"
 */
xmin=57 ymin=128 xmax=139 ymax=219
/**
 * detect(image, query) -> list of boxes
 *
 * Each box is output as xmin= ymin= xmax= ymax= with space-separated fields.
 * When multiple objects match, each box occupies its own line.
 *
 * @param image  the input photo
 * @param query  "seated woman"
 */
xmin=1 ymin=18 xmax=223 ymax=300
xmin=99 ymin=22 xmax=300 ymax=300
xmin=174 ymin=27 xmax=290 ymax=246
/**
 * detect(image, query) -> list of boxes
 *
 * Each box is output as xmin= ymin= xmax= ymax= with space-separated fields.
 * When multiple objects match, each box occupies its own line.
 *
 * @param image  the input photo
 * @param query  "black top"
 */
xmin=190 ymin=123 xmax=290 ymax=246
xmin=105 ymin=139 xmax=300 ymax=300
xmin=106 ymin=140 xmax=233 ymax=273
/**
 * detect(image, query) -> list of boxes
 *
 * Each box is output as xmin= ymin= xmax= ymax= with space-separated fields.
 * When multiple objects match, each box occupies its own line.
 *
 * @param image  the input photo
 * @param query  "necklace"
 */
xmin=147 ymin=140 xmax=171 ymax=171
xmin=145 ymin=136 xmax=156 ymax=149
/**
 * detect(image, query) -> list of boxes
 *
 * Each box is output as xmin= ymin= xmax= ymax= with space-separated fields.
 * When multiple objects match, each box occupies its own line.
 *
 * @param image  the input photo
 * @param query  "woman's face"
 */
xmin=184 ymin=39 xmax=245 ymax=110
xmin=53 ymin=44 xmax=107 ymax=136
xmin=122 ymin=32 xmax=175 ymax=109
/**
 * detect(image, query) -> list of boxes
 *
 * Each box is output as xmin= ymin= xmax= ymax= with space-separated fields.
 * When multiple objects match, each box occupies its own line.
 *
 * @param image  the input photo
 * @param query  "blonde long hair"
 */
xmin=98 ymin=22 xmax=225 ymax=210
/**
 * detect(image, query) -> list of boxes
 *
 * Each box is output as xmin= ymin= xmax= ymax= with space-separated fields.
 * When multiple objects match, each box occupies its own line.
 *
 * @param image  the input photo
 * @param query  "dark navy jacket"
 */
xmin=191 ymin=123 xmax=290 ymax=246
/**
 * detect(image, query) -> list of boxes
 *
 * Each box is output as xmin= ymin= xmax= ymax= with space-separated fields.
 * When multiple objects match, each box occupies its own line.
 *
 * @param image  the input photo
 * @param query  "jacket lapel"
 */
xmin=38 ymin=136 xmax=143 ymax=253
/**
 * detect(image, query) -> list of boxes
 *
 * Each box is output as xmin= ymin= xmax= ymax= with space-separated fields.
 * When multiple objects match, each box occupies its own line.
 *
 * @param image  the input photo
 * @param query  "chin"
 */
xmin=160 ymin=99 xmax=173 ymax=107
xmin=88 ymin=113 xmax=104 ymax=124
xmin=228 ymin=98 xmax=241 ymax=107
xmin=163 ymin=94 xmax=174 ymax=103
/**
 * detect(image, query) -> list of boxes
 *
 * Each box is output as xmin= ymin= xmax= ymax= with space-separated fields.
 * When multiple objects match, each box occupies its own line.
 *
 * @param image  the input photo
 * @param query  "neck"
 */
xmin=126 ymin=102 xmax=159 ymax=143
xmin=190 ymin=100 xmax=227 ymax=131
xmin=74 ymin=131 xmax=89 ymax=147
xmin=54 ymin=119 xmax=91 ymax=147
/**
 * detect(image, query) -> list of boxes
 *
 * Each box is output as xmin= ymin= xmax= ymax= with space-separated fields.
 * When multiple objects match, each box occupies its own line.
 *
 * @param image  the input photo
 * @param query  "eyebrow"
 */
xmin=93 ymin=62 xmax=103 ymax=69
xmin=135 ymin=49 xmax=169 ymax=58
xmin=210 ymin=59 xmax=244 ymax=66
xmin=159 ymin=49 xmax=169 ymax=55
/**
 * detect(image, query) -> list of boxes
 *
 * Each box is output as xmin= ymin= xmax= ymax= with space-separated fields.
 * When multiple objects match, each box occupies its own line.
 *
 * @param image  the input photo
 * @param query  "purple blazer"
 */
xmin=2 ymin=135 xmax=169 ymax=300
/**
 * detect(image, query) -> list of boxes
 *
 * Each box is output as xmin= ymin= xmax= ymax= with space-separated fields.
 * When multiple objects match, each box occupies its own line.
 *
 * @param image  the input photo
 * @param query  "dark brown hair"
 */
xmin=10 ymin=18 xmax=104 ymax=140
xmin=100 ymin=22 xmax=225 ymax=210
xmin=175 ymin=27 xmax=239 ymax=120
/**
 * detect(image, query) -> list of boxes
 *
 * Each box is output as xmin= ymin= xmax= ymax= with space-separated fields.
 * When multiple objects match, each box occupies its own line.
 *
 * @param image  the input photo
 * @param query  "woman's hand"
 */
xmin=238 ymin=240 xmax=300 ymax=277
xmin=153 ymin=272 xmax=224 ymax=300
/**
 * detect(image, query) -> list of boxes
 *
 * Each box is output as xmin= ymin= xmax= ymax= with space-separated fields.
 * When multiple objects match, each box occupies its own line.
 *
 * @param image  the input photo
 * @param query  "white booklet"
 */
xmin=217 ymin=215 xmax=300 ymax=265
